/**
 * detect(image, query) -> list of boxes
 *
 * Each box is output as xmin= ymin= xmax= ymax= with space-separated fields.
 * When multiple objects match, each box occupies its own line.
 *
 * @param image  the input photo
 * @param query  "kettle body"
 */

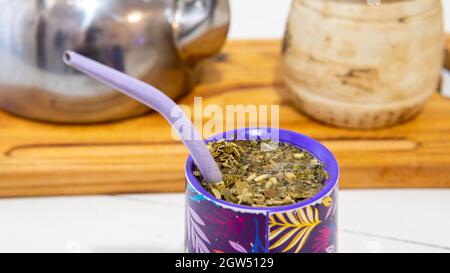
xmin=0 ymin=0 xmax=229 ymax=123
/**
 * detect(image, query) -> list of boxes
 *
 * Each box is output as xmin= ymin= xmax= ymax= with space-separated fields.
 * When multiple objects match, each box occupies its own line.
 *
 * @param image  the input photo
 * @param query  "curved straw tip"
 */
xmin=62 ymin=50 xmax=75 ymax=65
xmin=60 ymin=50 xmax=223 ymax=183
xmin=202 ymin=164 xmax=223 ymax=184
xmin=207 ymin=174 xmax=223 ymax=184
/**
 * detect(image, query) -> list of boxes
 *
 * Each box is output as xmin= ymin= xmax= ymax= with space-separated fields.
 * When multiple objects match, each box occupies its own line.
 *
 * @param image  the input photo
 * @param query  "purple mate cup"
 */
xmin=185 ymin=128 xmax=339 ymax=253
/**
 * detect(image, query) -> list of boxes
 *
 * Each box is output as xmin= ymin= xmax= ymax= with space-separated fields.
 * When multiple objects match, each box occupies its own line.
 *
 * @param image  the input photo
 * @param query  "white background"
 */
xmin=0 ymin=0 xmax=449 ymax=253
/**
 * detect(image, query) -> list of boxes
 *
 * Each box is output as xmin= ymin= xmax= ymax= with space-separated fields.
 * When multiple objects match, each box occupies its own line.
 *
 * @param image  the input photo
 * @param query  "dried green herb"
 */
xmin=194 ymin=139 xmax=329 ymax=207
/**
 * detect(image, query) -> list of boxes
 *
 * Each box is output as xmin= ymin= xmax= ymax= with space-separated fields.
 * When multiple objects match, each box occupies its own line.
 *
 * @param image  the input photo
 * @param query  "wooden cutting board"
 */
xmin=0 ymin=40 xmax=449 ymax=198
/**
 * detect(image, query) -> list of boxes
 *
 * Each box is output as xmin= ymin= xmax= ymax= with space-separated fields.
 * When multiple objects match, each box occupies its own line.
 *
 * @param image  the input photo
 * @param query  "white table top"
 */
xmin=0 ymin=190 xmax=449 ymax=253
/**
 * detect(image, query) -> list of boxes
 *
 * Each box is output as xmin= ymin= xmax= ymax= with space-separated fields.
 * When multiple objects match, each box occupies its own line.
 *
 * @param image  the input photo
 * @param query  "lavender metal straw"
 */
xmin=63 ymin=51 xmax=222 ymax=183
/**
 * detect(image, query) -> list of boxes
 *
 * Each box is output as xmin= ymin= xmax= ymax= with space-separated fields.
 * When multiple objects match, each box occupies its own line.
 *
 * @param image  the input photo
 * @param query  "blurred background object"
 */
xmin=228 ymin=0 xmax=450 ymax=38
xmin=282 ymin=0 xmax=444 ymax=129
xmin=0 ymin=0 xmax=229 ymax=123
xmin=442 ymin=34 xmax=450 ymax=99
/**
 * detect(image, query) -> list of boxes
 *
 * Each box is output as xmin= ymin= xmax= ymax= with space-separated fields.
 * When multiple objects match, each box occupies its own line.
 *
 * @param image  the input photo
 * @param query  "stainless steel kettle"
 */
xmin=0 ymin=0 xmax=229 ymax=123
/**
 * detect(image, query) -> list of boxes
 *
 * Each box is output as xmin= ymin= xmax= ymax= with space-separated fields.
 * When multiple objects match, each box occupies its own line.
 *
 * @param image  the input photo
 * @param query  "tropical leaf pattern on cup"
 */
xmin=311 ymin=225 xmax=332 ymax=253
xmin=186 ymin=179 xmax=337 ymax=253
xmin=187 ymin=205 xmax=211 ymax=253
xmin=229 ymin=240 xmax=248 ymax=253
xmin=269 ymin=205 xmax=321 ymax=253
xmin=323 ymin=196 xmax=336 ymax=221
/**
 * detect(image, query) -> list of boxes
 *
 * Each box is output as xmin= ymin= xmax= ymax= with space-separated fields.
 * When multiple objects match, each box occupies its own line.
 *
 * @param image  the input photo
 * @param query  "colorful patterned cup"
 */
xmin=185 ymin=128 xmax=339 ymax=253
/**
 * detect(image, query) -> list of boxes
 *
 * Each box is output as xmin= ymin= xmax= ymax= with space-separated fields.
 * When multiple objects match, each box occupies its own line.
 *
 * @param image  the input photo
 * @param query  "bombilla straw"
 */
xmin=63 ymin=51 xmax=222 ymax=184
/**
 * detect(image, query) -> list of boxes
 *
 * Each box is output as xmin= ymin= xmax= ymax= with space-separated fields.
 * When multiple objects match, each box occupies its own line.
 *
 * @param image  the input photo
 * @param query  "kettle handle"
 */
xmin=172 ymin=0 xmax=230 ymax=65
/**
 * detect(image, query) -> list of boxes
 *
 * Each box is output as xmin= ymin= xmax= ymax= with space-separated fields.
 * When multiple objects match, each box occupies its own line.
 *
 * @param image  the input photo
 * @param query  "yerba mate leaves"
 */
xmin=194 ymin=140 xmax=328 ymax=207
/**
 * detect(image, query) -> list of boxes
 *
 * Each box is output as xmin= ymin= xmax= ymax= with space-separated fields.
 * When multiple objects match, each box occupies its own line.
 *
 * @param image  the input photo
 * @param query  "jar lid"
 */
xmin=297 ymin=0 xmax=440 ymax=22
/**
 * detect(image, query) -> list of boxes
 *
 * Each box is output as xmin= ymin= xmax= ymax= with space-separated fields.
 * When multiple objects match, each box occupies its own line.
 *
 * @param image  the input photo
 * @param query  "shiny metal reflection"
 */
xmin=0 ymin=0 xmax=229 ymax=123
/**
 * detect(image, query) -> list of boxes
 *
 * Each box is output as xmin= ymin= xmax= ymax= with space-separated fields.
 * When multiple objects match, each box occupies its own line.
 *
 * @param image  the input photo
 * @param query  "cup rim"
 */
xmin=185 ymin=127 xmax=339 ymax=212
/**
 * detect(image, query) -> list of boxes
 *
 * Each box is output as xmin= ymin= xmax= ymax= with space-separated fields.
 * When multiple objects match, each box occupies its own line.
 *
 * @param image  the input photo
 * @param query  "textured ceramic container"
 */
xmin=282 ymin=0 xmax=444 ymax=128
xmin=185 ymin=128 xmax=339 ymax=253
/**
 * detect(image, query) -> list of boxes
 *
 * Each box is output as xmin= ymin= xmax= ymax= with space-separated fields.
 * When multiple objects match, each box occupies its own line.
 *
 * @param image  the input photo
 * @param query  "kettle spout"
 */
xmin=173 ymin=0 xmax=230 ymax=65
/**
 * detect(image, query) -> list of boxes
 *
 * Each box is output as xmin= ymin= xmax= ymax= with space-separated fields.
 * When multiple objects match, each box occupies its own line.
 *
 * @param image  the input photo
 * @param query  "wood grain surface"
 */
xmin=0 ymin=40 xmax=449 ymax=197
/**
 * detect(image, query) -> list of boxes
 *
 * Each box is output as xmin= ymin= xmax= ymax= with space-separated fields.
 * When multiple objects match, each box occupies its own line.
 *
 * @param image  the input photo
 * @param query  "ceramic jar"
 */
xmin=282 ymin=0 xmax=444 ymax=128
